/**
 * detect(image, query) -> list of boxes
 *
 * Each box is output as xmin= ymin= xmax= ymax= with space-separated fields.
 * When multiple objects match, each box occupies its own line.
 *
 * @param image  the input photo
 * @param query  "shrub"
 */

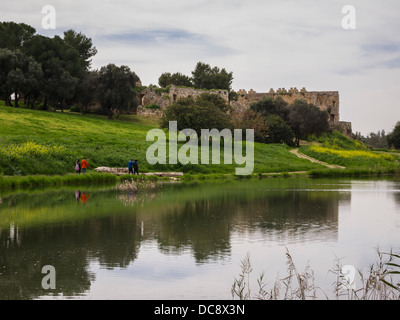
xmin=144 ymin=103 xmax=161 ymax=110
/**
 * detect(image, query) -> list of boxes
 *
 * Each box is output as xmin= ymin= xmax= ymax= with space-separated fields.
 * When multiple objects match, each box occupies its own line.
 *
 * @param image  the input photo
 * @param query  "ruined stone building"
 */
xmin=137 ymin=85 xmax=352 ymax=137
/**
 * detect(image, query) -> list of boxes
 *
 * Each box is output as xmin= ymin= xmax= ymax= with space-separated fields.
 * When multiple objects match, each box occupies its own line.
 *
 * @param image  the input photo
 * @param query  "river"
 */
xmin=0 ymin=177 xmax=399 ymax=300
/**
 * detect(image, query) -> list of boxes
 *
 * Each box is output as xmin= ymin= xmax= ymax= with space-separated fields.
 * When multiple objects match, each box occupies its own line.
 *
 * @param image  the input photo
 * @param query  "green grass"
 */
xmin=0 ymin=172 xmax=118 ymax=191
xmin=0 ymin=103 xmax=325 ymax=178
xmin=301 ymin=131 xmax=400 ymax=177
xmin=2 ymin=103 xmax=399 ymax=182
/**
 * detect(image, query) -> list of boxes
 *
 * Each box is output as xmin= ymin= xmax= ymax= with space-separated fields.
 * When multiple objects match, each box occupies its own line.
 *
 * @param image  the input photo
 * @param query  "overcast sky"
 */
xmin=1 ymin=0 xmax=399 ymax=135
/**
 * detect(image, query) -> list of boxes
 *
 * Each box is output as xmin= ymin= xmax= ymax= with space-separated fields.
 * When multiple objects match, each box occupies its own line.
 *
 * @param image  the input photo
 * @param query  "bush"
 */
xmin=144 ymin=103 xmax=161 ymax=110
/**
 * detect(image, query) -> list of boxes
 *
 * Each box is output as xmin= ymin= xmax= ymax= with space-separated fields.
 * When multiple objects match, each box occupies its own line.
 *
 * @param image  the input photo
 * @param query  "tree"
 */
xmin=265 ymin=115 xmax=294 ymax=145
xmin=0 ymin=48 xmax=17 ymax=106
xmin=75 ymin=70 xmax=99 ymax=114
xmin=288 ymin=99 xmax=329 ymax=147
xmin=387 ymin=122 xmax=400 ymax=150
xmin=5 ymin=50 xmax=43 ymax=108
xmin=354 ymin=130 xmax=388 ymax=149
xmin=47 ymin=70 xmax=78 ymax=112
xmin=21 ymin=59 xmax=43 ymax=109
xmin=250 ymin=96 xmax=289 ymax=121
xmin=96 ymin=64 xmax=140 ymax=119
xmin=158 ymin=72 xmax=193 ymax=88
xmin=161 ymin=93 xmax=232 ymax=136
xmin=0 ymin=22 xmax=36 ymax=50
xmin=24 ymin=35 xmax=82 ymax=109
xmin=196 ymin=92 xmax=231 ymax=113
xmin=231 ymin=109 xmax=268 ymax=143
xmin=63 ymin=30 xmax=97 ymax=71
xmin=191 ymin=62 xmax=233 ymax=91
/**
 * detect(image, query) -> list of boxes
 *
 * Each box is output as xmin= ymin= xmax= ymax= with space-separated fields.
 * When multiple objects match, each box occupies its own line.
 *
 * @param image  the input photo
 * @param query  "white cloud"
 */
xmin=1 ymin=0 xmax=399 ymax=134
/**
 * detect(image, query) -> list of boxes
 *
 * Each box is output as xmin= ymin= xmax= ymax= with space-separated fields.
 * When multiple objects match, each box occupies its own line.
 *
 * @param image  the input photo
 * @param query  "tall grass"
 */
xmin=0 ymin=172 xmax=117 ymax=191
xmin=232 ymin=249 xmax=400 ymax=300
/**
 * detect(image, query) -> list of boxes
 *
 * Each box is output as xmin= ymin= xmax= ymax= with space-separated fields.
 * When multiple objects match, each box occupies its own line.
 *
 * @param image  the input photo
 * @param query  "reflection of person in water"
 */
xmin=80 ymin=192 xmax=89 ymax=205
xmin=75 ymin=190 xmax=81 ymax=202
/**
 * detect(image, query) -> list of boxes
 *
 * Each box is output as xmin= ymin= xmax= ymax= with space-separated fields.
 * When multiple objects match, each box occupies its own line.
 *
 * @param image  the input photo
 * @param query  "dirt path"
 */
xmin=290 ymin=149 xmax=345 ymax=169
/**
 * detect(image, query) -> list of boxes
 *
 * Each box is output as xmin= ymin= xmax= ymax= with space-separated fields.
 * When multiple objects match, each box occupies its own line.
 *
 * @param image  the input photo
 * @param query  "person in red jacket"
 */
xmin=80 ymin=157 xmax=90 ymax=173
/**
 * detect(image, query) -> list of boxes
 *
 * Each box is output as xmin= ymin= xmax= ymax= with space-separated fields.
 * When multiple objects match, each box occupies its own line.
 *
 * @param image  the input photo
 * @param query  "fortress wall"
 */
xmin=235 ymin=88 xmax=340 ymax=123
xmin=138 ymin=85 xmax=352 ymax=137
xmin=139 ymin=85 xmax=229 ymax=110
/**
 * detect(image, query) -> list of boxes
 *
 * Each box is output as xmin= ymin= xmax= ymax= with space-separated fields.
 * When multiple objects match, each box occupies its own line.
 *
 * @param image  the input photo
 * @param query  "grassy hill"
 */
xmin=1 ymin=103 xmax=399 ymax=183
xmin=0 ymin=103 xmax=324 ymax=177
xmin=301 ymin=131 xmax=400 ymax=176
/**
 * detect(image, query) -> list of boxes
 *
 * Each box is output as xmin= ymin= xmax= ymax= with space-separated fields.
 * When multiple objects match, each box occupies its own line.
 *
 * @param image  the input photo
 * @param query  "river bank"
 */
xmin=1 ymin=167 xmax=399 ymax=193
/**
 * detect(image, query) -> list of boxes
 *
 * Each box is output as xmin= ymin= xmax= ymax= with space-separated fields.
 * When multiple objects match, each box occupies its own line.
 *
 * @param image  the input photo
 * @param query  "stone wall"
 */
xmin=233 ymin=87 xmax=340 ymax=123
xmin=330 ymin=121 xmax=353 ymax=138
xmin=137 ymin=85 xmax=352 ymax=138
xmin=138 ymin=85 xmax=229 ymax=110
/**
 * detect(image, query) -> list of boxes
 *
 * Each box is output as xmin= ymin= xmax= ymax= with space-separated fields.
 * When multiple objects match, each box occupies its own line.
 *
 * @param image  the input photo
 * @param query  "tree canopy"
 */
xmin=158 ymin=72 xmax=193 ymax=88
xmin=96 ymin=64 xmax=140 ymax=119
xmin=0 ymin=21 xmax=36 ymax=50
xmin=158 ymin=62 xmax=233 ymax=92
xmin=63 ymin=29 xmax=98 ymax=71
xmin=161 ymin=93 xmax=232 ymax=136
xmin=191 ymin=62 xmax=233 ymax=91
xmin=0 ymin=21 xmax=143 ymax=117
xmin=387 ymin=122 xmax=400 ymax=150
xmin=243 ymin=97 xmax=329 ymax=146
xmin=288 ymin=99 xmax=329 ymax=146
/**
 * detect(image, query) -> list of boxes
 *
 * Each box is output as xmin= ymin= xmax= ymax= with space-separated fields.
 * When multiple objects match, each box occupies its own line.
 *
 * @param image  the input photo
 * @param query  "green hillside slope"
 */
xmin=0 ymin=104 xmax=324 ymax=176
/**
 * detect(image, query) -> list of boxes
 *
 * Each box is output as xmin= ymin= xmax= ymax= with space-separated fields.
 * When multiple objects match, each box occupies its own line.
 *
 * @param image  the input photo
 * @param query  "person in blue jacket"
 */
xmin=128 ymin=159 xmax=134 ymax=174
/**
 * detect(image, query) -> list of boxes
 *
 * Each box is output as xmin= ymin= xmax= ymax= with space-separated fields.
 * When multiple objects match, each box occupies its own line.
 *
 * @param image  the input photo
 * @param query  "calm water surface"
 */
xmin=0 ymin=177 xmax=400 ymax=300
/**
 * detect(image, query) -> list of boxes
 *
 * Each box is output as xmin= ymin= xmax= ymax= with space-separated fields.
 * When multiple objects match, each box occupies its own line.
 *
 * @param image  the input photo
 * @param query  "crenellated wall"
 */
xmin=136 ymin=85 xmax=352 ymax=137
xmin=233 ymin=87 xmax=340 ymax=123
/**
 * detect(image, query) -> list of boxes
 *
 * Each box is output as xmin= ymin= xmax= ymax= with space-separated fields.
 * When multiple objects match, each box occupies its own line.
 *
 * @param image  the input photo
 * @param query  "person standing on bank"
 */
xmin=80 ymin=157 xmax=90 ymax=173
xmin=128 ymin=159 xmax=134 ymax=175
xmin=75 ymin=159 xmax=81 ymax=174
xmin=133 ymin=159 xmax=139 ymax=175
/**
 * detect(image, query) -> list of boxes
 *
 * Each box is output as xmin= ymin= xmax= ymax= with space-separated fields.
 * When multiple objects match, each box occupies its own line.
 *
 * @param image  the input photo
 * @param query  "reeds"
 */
xmin=116 ymin=177 xmax=159 ymax=206
xmin=331 ymin=250 xmax=400 ymax=300
xmin=0 ymin=172 xmax=117 ymax=191
xmin=232 ymin=248 xmax=400 ymax=300
xmin=232 ymin=249 xmax=321 ymax=300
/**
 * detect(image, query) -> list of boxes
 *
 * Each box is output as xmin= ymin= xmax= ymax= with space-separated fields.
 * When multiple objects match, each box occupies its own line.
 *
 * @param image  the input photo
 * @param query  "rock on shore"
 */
xmin=95 ymin=167 xmax=183 ymax=177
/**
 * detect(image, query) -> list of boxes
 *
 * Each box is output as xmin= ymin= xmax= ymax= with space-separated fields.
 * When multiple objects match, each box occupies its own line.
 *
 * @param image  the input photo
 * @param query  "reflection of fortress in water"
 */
xmin=0 ymin=184 xmax=350 ymax=299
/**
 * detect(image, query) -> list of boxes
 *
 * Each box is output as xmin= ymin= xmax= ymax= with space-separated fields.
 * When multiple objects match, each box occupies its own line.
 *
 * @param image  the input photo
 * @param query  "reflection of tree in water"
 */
xmin=151 ymin=189 xmax=343 ymax=263
xmin=156 ymin=199 xmax=233 ymax=262
xmin=0 ymin=224 xmax=94 ymax=299
xmin=0 ymin=182 xmax=345 ymax=298
xmin=393 ymin=183 xmax=400 ymax=205
xmin=0 ymin=214 xmax=142 ymax=299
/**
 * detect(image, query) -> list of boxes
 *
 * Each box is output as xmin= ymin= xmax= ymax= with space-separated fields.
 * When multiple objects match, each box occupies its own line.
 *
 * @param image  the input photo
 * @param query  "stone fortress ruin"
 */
xmin=137 ymin=85 xmax=352 ymax=137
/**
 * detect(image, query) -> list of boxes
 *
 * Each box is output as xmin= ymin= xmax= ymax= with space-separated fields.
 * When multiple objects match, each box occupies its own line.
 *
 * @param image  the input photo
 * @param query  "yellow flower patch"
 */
xmin=0 ymin=141 xmax=66 ymax=158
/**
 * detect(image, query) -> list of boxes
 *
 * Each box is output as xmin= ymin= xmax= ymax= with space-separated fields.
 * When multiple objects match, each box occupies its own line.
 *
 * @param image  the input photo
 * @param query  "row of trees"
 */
xmin=353 ymin=125 xmax=400 ymax=150
xmin=158 ymin=62 xmax=234 ymax=93
xmin=0 ymin=22 xmax=237 ymax=119
xmin=161 ymin=92 xmax=330 ymax=146
xmin=353 ymin=130 xmax=389 ymax=149
xmin=0 ymin=22 xmax=140 ymax=118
